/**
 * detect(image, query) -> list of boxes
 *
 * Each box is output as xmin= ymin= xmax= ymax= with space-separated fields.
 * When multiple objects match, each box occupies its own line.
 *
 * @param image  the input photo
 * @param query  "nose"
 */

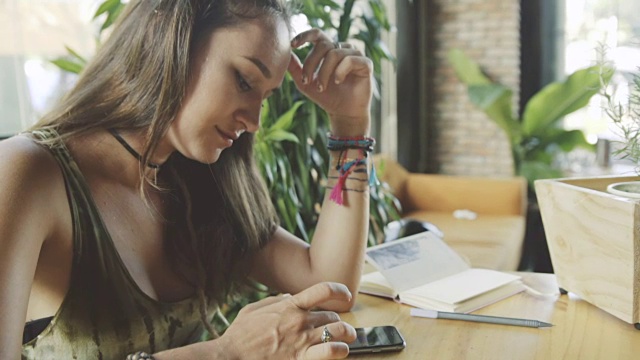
xmin=234 ymin=104 xmax=261 ymax=133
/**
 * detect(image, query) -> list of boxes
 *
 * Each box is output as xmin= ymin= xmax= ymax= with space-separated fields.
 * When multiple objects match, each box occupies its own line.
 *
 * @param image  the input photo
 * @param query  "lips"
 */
xmin=215 ymin=126 xmax=241 ymax=147
xmin=217 ymin=127 xmax=238 ymax=140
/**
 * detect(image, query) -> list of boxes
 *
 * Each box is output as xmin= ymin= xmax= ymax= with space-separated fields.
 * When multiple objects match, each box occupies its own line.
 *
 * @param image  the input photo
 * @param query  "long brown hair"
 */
xmin=32 ymin=0 xmax=291 ymax=333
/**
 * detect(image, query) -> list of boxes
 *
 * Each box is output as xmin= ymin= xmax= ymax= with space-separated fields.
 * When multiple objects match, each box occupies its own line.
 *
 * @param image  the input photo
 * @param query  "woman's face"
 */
xmin=166 ymin=16 xmax=291 ymax=164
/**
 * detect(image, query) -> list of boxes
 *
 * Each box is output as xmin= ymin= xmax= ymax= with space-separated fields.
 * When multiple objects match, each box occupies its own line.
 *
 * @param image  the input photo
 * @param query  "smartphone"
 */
xmin=347 ymin=325 xmax=406 ymax=355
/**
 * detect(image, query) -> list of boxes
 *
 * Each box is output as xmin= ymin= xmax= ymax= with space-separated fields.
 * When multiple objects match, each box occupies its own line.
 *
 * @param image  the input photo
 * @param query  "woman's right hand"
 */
xmin=217 ymin=282 xmax=357 ymax=359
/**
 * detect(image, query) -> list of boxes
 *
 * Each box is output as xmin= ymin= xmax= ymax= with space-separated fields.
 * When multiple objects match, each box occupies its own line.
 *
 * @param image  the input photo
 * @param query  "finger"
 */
xmin=313 ymin=321 xmax=357 ymax=344
xmin=291 ymin=28 xmax=328 ymax=49
xmin=335 ymin=42 xmax=354 ymax=50
xmin=289 ymin=282 xmax=352 ymax=311
xmin=288 ymin=52 xmax=307 ymax=90
xmin=333 ymin=55 xmax=373 ymax=85
xmin=301 ymin=40 xmax=335 ymax=86
xmin=242 ymin=293 xmax=291 ymax=313
xmin=304 ymin=342 xmax=350 ymax=360
xmin=307 ymin=311 xmax=341 ymax=328
xmin=314 ymin=48 xmax=362 ymax=91
xmin=291 ymin=29 xmax=335 ymax=86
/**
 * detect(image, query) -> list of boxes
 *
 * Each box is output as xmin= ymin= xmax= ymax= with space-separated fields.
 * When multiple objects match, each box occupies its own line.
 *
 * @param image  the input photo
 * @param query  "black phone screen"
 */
xmin=348 ymin=326 xmax=406 ymax=354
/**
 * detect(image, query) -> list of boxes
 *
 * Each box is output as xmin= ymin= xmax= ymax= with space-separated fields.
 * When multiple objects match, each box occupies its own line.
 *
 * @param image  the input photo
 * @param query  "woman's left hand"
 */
xmin=289 ymin=29 xmax=373 ymax=136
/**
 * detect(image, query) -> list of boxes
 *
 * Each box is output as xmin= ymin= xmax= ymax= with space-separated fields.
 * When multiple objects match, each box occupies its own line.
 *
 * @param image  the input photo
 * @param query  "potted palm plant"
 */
xmin=447 ymin=49 xmax=612 ymax=190
xmin=447 ymin=49 xmax=614 ymax=272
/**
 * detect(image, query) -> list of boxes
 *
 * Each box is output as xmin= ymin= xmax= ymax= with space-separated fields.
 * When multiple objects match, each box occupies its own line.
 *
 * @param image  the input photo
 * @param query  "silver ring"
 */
xmin=334 ymin=41 xmax=342 ymax=49
xmin=321 ymin=326 xmax=333 ymax=343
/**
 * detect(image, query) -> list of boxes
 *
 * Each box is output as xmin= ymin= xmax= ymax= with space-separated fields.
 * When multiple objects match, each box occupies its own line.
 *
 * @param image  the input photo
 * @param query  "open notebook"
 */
xmin=360 ymin=232 xmax=524 ymax=313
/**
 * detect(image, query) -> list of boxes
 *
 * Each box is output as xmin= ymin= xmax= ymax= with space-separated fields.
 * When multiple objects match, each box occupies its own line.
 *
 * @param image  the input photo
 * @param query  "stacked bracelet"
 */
xmin=126 ymin=351 xmax=155 ymax=360
xmin=326 ymin=134 xmax=379 ymax=205
xmin=329 ymin=151 xmax=367 ymax=205
xmin=327 ymin=133 xmax=376 ymax=152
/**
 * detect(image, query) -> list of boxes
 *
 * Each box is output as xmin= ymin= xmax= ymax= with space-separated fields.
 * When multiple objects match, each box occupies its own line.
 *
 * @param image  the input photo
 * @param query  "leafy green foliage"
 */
xmin=521 ymin=68 xmax=608 ymax=137
xmin=448 ymin=49 xmax=613 ymax=188
xmin=253 ymin=0 xmax=399 ymax=246
xmin=93 ymin=0 xmax=126 ymax=31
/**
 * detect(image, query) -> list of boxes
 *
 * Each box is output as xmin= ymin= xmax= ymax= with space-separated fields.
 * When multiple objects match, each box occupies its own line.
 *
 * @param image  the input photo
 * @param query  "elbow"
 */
xmin=333 ymin=279 xmax=361 ymax=312
xmin=319 ymin=289 xmax=359 ymax=313
xmin=338 ymin=293 xmax=358 ymax=312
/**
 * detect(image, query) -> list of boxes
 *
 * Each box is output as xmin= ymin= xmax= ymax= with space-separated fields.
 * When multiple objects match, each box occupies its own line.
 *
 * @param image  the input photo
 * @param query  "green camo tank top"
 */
xmin=22 ymin=129 xmax=216 ymax=359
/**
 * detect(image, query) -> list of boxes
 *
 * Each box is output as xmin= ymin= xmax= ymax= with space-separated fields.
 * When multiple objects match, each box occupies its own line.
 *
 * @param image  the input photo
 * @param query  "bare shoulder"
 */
xmin=0 ymin=135 xmax=69 ymax=358
xmin=0 ymin=134 xmax=63 ymax=191
xmin=0 ymin=134 xmax=66 ymax=245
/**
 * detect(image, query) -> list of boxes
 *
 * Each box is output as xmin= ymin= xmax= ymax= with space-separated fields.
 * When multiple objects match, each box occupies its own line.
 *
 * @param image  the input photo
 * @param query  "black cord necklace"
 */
xmin=108 ymin=129 xmax=161 ymax=170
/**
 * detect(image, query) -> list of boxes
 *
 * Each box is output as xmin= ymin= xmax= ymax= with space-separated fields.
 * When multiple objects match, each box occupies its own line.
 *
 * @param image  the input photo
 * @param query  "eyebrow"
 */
xmin=244 ymin=56 xmax=272 ymax=79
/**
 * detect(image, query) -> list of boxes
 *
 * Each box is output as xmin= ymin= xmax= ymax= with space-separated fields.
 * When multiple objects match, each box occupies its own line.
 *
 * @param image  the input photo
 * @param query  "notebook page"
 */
xmin=365 ymin=232 xmax=470 ymax=293
xmin=402 ymin=268 xmax=521 ymax=304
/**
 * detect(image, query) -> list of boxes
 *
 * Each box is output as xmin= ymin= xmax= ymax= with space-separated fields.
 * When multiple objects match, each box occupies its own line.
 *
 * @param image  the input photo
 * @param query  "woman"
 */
xmin=0 ymin=0 xmax=375 ymax=359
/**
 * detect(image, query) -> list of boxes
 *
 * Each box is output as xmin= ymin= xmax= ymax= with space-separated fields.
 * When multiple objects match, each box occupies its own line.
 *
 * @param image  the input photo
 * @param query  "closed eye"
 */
xmin=235 ymin=71 xmax=252 ymax=92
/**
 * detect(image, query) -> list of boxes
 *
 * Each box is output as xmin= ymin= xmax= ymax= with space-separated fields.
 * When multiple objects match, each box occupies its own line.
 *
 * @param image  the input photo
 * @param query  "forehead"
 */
xmin=199 ymin=17 xmax=291 ymax=77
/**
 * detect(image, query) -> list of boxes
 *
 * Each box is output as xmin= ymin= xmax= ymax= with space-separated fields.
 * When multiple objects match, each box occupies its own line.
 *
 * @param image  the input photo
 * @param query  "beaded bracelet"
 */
xmin=126 ymin=351 xmax=155 ymax=360
xmin=327 ymin=133 xmax=376 ymax=152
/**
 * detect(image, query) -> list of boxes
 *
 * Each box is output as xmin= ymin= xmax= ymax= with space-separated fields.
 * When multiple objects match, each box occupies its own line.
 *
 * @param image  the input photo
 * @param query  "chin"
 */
xmin=201 ymin=151 xmax=223 ymax=165
xmin=182 ymin=148 xmax=223 ymax=165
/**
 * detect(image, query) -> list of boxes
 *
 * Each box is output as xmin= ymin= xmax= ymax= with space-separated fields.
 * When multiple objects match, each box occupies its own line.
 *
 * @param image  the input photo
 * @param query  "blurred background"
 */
xmin=2 ymin=0 xmax=639 ymax=175
xmin=1 ymin=0 xmax=639 ymax=273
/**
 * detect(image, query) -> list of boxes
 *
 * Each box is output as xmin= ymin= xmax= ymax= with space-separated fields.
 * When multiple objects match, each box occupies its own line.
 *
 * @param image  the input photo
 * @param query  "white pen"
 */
xmin=410 ymin=308 xmax=553 ymax=328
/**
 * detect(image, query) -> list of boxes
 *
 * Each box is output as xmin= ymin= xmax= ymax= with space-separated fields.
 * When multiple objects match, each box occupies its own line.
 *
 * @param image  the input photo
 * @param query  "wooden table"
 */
xmin=342 ymin=273 xmax=640 ymax=359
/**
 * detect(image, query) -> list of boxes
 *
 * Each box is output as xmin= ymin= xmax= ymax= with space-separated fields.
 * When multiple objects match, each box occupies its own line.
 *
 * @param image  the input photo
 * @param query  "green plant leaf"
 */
xmin=64 ymin=46 xmax=87 ymax=64
xmin=295 ymin=212 xmax=309 ymax=241
xmin=468 ymin=84 xmax=508 ymax=108
xmin=271 ymin=101 xmax=304 ymax=131
xmin=255 ymin=142 xmax=275 ymax=185
xmin=100 ymin=3 xmax=125 ymax=31
xmin=93 ymin=0 xmax=120 ymax=19
xmin=520 ymin=161 xmax=563 ymax=188
xmin=338 ymin=0 xmax=355 ymax=41
xmin=51 ymin=59 xmax=84 ymax=74
xmin=467 ymin=84 xmax=518 ymax=143
xmin=369 ymin=0 xmax=391 ymax=30
xmin=527 ymin=148 xmax=555 ymax=165
xmin=317 ymin=0 xmax=341 ymax=10
xmin=307 ymin=103 xmax=318 ymax=137
xmin=449 ymin=50 xmax=519 ymax=144
xmin=276 ymin=198 xmax=295 ymax=231
xmin=521 ymin=65 xmax=613 ymax=137
xmin=544 ymin=129 xmax=593 ymax=153
xmin=260 ymin=99 xmax=270 ymax=125
xmin=447 ymin=49 xmax=492 ymax=85
xmin=264 ymin=129 xmax=300 ymax=144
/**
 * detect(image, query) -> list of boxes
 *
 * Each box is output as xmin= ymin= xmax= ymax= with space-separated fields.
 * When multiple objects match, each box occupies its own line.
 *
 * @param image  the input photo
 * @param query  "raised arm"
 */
xmin=250 ymin=29 xmax=373 ymax=311
xmin=0 ymin=137 xmax=65 ymax=359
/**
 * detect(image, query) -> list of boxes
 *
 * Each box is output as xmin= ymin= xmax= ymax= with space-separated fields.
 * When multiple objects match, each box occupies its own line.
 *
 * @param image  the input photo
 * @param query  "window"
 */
xmin=562 ymin=0 xmax=640 ymax=153
xmin=0 ymin=0 xmax=100 ymax=137
xmin=1 ymin=0 xmax=398 ymax=148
